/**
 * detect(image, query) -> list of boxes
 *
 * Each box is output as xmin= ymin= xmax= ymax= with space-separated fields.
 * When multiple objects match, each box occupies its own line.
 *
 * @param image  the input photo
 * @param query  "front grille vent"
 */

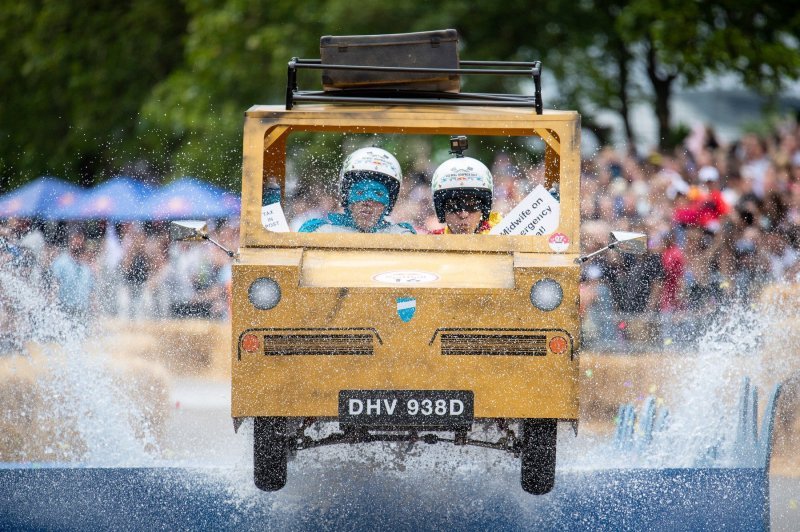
xmin=264 ymin=333 xmax=374 ymax=356
xmin=440 ymin=333 xmax=547 ymax=356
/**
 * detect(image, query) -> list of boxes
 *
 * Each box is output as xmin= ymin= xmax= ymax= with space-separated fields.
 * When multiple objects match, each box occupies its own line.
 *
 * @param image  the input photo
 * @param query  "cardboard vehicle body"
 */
xmin=231 ymin=103 xmax=581 ymax=426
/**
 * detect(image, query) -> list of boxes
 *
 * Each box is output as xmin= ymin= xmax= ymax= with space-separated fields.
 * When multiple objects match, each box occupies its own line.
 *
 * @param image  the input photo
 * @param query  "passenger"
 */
xmin=430 ymin=156 xmax=502 ymax=234
xmin=299 ymin=147 xmax=415 ymax=234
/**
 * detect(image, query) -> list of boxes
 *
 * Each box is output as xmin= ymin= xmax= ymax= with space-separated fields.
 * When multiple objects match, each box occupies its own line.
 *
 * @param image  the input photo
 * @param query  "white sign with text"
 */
xmin=261 ymin=203 xmax=290 ymax=232
xmin=489 ymin=185 xmax=560 ymax=236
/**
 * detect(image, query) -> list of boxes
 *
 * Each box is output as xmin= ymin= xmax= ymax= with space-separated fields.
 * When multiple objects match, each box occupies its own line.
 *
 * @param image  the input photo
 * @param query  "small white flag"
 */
xmin=261 ymin=203 xmax=290 ymax=232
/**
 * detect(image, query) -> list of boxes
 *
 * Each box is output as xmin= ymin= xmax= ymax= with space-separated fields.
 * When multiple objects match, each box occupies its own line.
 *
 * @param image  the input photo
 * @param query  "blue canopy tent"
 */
xmin=146 ymin=178 xmax=240 ymax=220
xmin=0 ymin=177 xmax=83 ymax=219
xmin=220 ymin=192 xmax=241 ymax=216
xmin=59 ymin=176 xmax=154 ymax=221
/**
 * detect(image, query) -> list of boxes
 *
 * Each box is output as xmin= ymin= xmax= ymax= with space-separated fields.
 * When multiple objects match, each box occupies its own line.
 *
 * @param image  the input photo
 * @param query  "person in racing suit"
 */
xmin=299 ymin=147 xmax=415 ymax=234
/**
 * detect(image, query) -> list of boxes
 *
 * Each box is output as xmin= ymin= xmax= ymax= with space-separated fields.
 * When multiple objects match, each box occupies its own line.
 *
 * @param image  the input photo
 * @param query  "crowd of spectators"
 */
xmin=0 ymin=218 xmax=236 ymax=327
xmin=2 ymin=117 xmax=800 ymax=350
xmin=579 ymin=119 xmax=800 ymax=347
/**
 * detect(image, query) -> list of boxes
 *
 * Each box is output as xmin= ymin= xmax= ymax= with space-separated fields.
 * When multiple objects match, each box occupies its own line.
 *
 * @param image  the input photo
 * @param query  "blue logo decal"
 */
xmin=396 ymin=297 xmax=416 ymax=322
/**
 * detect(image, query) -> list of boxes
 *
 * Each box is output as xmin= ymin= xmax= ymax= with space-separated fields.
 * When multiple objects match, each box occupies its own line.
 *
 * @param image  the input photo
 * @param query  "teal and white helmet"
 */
xmin=339 ymin=147 xmax=403 ymax=212
xmin=431 ymin=156 xmax=494 ymax=222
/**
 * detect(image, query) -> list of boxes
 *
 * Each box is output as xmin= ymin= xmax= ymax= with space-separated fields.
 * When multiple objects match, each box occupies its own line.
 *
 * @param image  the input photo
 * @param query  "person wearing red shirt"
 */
xmin=660 ymin=231 xmax=685 ymax=312
xmin=673 ymin=166 xmax=730 ymax=231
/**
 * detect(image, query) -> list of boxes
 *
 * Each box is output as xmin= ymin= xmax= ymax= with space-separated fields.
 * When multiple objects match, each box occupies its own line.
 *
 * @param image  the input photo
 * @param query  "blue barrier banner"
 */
xmin=0 ymin=467 xmax=768 ymax=531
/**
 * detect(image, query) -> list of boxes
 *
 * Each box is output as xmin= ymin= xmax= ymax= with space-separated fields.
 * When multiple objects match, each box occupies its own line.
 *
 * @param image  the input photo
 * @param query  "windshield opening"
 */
xmin=262 ymin=132 xmax=561 ymax=237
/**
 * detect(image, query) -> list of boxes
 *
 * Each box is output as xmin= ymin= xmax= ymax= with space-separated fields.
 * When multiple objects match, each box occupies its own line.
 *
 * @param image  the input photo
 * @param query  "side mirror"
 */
xmin=169 ymin=220 xmax=207 ymax=242
xmin=575 ymin=230 xmax=648 ymax=264
xmin=610 ymin=231 xmax=647 ymax=255
xmin=169 ymin=219 xmax=235 ymax=258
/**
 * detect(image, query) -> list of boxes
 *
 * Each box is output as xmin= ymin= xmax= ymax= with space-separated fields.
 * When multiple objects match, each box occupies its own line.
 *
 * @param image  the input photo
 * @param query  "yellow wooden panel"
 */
xmin=237 ymin=247 xmax=302 ymax=266
xmin=231 ymin=101 xmax=583 ymax=423
xmin=231 ymin=252 xmax=580 ymax=420
xmin=300 ymin=250 xmax=515 ymax=289
xmin=513 ymin=252 xmax=577 ymax=268
xmin=238 ymin=105 xmax=582 ymax=254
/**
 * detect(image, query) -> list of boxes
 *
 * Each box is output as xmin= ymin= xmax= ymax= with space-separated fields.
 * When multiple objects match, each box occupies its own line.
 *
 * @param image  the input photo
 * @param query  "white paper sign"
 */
xmin=489 ymin=185 xmax=560 ymax=236
xmin=261 ymin=203 xmax=290 ymax=232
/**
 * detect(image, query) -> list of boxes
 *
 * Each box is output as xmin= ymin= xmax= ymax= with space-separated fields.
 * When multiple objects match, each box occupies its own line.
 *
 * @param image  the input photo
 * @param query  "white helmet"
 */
xmin=339 ymin=147 xmax=403 ymax=212
xmin=431 ymin=156 xmax=493 ymax=222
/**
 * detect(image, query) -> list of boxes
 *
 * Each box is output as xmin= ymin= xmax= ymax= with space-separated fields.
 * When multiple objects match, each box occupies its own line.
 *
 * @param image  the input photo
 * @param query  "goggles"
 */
xmin=348 ymin=179 xmax=390 ymax=206
xmin=443 ymin=196 xmax=483 ymax=213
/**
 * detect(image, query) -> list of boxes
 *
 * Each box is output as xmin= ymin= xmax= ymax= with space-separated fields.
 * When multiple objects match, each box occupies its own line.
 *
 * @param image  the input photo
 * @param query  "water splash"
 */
xmin=3 ymin=245 xmax=793 ymax=474
xmin=0 ymin=262 xmax=161 ymax=466
xmin=591 ymin=294 xmax=796 ymax=469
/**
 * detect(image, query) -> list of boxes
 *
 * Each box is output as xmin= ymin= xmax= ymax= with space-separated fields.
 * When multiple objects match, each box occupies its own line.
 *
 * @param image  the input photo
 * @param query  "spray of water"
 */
xmin=3 ymin=242 xmax=793 ymax=475
xmin=0 ymin=262 xmax=161 ymax=466
xmin=611 ymin=293 xmax=794 ymax=469
xmin=4 ymin=251 xmax=795 ymax=531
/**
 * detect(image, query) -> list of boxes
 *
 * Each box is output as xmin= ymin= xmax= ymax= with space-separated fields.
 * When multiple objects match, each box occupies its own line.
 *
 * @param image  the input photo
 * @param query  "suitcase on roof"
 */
xmin=320 ymin=29 xmax=460 ymax=93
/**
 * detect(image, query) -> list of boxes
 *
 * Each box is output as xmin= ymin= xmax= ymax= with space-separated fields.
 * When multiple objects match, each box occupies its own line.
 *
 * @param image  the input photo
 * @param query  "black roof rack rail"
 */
xmin=285 ymin=58 xmax=543 ymax=114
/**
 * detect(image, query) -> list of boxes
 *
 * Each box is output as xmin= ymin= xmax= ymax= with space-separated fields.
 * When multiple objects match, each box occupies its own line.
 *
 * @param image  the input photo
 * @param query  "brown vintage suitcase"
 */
xmin=320 ymin=30 xmax=460 ymax=92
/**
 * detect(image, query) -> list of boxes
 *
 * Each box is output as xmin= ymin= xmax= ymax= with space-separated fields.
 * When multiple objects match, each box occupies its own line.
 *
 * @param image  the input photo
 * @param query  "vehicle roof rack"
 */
xmin=285 ymin=58 xmax=543 ymax=114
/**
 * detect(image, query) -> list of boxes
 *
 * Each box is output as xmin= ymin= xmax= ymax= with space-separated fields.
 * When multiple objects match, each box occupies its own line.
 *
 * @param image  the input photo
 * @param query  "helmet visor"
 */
xmin=442 ymin=194 xmax=484 ymax=213
xmin=347 ymin=179 xmax=391 ymax=207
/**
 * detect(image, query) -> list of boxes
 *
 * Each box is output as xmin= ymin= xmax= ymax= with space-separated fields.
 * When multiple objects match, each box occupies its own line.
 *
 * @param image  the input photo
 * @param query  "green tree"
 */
xmin=448 ymin=0 xmax=800 ymax=151
xmin=4 ymin=0 xmax=800 ymax=191
xmin=616 ymin=0 xmax=800 ymax=149
xmin=0 ymin=0 xmax=187 ymax=190
xmin=138 ymin=0 xmax=470 ymax=188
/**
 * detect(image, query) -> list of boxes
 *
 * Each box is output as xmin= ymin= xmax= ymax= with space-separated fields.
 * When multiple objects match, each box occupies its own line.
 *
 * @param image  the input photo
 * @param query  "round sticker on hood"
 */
xmin=372 ymin=271 xmax=439 ymax=284
xmin=548 ymin=232 xmax=570 ymax=253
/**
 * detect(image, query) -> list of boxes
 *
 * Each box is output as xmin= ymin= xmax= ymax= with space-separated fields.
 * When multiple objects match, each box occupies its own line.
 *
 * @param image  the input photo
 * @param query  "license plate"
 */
xmin=338 ymin=390 xmax=474 ymax=428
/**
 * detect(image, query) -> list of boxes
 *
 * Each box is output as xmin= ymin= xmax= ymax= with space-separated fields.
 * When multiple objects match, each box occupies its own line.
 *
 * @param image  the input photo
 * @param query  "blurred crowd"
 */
xmin=0 ymin=219 xmax=237 ymax=328
xmin=579 ymin=119 xmax=800 ymax=347
xmin=2 ymin=117 xmax=800 ymax=349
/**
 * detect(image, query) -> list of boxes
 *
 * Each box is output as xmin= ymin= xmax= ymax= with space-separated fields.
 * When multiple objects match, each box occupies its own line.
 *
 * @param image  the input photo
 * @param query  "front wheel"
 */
xmin=520 ymin=419 xmax=557 ymax=495
xmin=254 ymin=417 xmax=288 ymax=491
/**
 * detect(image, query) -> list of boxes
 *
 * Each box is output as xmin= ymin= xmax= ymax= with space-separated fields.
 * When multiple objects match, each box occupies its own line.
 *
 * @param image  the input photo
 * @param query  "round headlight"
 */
xmin=530 ymin=279 xmax=563 ymax=312
xmin=248 ymin=278 xmax=281 ymax=310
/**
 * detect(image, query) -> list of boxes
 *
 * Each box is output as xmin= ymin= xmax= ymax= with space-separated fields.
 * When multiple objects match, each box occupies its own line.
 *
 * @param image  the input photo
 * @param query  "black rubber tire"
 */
xmin=253 ymin=417 xmax=288 ymax=491
xmin=520 ymin=419 xmax=557 ymax=495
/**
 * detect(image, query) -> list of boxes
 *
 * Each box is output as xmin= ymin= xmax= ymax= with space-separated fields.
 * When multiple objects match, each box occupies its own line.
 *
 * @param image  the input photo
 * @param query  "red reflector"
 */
xmin=549 ymin=336 xmax=568 ymax=354
xmin=241 ymin=333 xmax=261 ymax=353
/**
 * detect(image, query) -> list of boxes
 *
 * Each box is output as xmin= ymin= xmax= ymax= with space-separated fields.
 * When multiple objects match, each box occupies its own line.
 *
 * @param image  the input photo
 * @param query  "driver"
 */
xmin=430 ymin=156 xmax=502 ymax=234
xmin=299 ymin=147 xmax=415 ymax=234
